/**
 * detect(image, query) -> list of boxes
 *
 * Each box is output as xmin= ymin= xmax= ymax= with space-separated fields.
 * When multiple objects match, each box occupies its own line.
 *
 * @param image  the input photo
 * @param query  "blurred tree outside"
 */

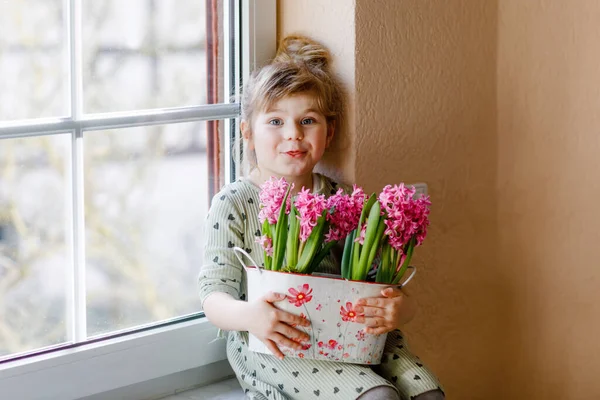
xmin=0 ymin=0 xmax=220 ymax=358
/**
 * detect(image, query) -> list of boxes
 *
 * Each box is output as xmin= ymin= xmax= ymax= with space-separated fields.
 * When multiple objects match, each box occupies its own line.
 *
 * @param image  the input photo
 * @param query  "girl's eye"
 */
xmin=300 ymin=118 xmax=315 ymax=125
xmin=268 ymin=119 xmax=283 ymax=126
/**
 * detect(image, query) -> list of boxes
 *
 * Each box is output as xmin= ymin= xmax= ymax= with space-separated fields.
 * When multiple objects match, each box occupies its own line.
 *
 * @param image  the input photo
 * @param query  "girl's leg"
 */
xmin=372 ymin=331 xmax=444 ymax=400
xmin=411 ymin=389 xmax=445 ymax=400
xmin=358 ymin=385 xmax=401 ymax=400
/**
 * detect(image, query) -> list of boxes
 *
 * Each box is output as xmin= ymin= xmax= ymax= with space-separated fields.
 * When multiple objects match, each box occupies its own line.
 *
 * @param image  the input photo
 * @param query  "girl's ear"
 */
xmin=326 ymin=120 xmax=336 ymax=148
xmin=241 ymin=120 xmax=254 ymax=149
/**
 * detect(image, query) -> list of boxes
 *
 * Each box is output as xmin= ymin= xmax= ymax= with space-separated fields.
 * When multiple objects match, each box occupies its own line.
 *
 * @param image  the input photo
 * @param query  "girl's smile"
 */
xmin=284 ymin=150 xmax=307 ymax=158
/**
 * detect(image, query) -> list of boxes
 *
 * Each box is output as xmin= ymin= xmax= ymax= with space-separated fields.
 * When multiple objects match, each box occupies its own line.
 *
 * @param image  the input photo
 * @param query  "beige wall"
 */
xmin=280 ymin=0 xmax=600 ymax=398
xmin=277 ymin=0 xmax=356 ymax=184
xmin=498 ymin=1 xmax=600 ymax=398
xmin=354 ymin=1 xmax=500 ymax=398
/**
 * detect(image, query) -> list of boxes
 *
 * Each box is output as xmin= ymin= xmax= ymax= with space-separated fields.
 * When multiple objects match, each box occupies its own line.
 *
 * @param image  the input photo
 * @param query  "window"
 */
xmin=0 ymin=0 xmax=274 ymax=398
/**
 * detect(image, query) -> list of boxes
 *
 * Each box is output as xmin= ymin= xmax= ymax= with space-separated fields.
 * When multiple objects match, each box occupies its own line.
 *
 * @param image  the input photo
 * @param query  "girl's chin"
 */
xmin=268 ymin=167 xmax=313 ymax=179
xmin=274 ymin=160 xmax=315 ymax=174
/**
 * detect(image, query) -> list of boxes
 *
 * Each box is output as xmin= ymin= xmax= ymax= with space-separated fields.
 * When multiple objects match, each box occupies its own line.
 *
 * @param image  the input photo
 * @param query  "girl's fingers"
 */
xmin=357 ymin=297 xmax=386 ymax=308
xmin=271 ymin=332 xmax=303 ymax=351
xmin=278 ymin=310 xmax=311 ymax=327
xmin=275 ymin=324 xmax=310 ymax=344
xmin=362 ymin=316 xmax=387 ymax=328
xmin=381 ymin=287 xmax=403 ymax=298
xmin=356 ymin=305 xmax=386 ymax=317
xmin=265 ymin=339 xmax=285 ymax=360
xmin=262 ymin=291 xmax=286 ymax=303
xmin=364 ymin=326 xmax=391 ymax=335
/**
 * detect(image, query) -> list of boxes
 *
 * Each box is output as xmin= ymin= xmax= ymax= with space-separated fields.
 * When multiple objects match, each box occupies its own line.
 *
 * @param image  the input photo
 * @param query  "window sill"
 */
xmin=0 ymin=318 xmax=228 ymax=400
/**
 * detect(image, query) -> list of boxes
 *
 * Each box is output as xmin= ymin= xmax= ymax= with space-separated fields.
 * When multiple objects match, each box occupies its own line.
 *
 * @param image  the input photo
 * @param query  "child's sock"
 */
xmin=411 ymin=389 xmax=445 ymax=400
xmin=358 ymin=385 xmax=401 ymax=399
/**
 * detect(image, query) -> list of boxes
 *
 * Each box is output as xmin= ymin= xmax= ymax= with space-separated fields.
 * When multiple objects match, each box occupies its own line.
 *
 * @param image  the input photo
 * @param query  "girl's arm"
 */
xmin=199 ymin=192 xmax=310 ymax=358
xmin=202 ymin=292 xmax=253 ymax=331
xmin=203 ymin=291 xmax=311 ymax=359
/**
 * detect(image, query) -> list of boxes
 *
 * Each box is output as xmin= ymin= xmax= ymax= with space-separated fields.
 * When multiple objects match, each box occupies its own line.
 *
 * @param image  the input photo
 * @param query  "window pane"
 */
xmin=0 ymin=134 xmax=71 ymax=358
xmin=82 ymin=0 xmax=224 ymax=114
xmin=0 ymin=1 xmax=67 ymax=122
xmin=84 ymin=121 xmax=221 ymax=335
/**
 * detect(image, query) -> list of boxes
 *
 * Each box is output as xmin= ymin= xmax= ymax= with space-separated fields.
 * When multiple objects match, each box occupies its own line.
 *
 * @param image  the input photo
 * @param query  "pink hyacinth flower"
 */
xmin=255 ymin=235 xmax=273 ymax=256
xmin=378 ymin=184 xmax=431 ymax=251
xmin=294 ymin=188 xmax=327 ymax=242
xmin=258 ymin=177 xmax=294 ymax=225
xmin=354 ymin=223 xmax=367 ymax=245
xmin=325 ymin=185 xmax=365 ymax=243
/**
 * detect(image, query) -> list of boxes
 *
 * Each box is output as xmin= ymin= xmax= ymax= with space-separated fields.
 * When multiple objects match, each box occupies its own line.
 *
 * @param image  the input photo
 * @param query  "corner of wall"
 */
xmin=277 ymin=0 xmax=356 ymax=184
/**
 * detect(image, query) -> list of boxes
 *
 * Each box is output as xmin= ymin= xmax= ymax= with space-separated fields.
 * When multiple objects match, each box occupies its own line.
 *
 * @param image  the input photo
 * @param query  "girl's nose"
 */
xmin=284 ymin=123 xmax=304 ymax=141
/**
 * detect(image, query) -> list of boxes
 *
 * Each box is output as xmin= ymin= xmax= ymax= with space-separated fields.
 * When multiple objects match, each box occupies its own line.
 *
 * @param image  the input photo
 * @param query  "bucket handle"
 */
xmin=233 ymin=247 xmax=263 ymax=275
xmin=397 ymin=266 xmax=417 ymax=288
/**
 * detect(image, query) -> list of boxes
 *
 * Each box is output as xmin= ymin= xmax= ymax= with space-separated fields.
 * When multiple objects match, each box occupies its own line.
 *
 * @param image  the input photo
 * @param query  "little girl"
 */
xmin=199 ymin=35 xmax=444 ymax=400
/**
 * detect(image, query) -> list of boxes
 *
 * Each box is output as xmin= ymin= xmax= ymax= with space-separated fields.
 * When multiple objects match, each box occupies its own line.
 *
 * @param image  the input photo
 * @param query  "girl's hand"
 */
xmin=354 ymin=287 xmax=416 ymax=335
xmin=245 ymin=292 xmax=312 ymax=360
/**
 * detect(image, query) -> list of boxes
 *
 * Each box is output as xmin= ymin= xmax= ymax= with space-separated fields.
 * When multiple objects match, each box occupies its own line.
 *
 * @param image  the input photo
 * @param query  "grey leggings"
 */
xmin=359 ymin=387 xmax=445 ymax=400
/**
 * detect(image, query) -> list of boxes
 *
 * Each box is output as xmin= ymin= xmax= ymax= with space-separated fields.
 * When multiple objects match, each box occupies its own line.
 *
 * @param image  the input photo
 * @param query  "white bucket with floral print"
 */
xmin=233 ymin=248 xmax=416 ymax=365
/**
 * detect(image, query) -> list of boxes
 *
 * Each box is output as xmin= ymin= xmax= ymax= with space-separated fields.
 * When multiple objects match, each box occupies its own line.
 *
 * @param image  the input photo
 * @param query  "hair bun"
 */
xmin=274 ymin=35 xmax=331 ymax=71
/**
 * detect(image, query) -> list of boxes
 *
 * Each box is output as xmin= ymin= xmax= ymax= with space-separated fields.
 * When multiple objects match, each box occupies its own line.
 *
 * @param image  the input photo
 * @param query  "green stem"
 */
xmin=298 ymin=240 xmax=306 ymax=262
xmin=296 ymin=210 xmax=328 ymax=272
xmin=263 ymin=220 xmax=272 ymax=270
xmin=272 ymin=186 xmax=292 ymax=271
xmin=363 ymin=217 xmax=386 ymax=280
xmin=307 ymin=240 xmax=336 ymax=274
xmin=376 ymin=240 xmax=392 ymax=283
xmin=393 ymin=237 xmax=416 ymax=285
xmin=351 ymin=194 xmax=377 ymax=277
xmin=354 ymin=201 xmax=381 ymax=281
xmin=341 ymin=230 xmax=356 ymax=279
xmin=286 ymin=206 xmax=299 ymax=269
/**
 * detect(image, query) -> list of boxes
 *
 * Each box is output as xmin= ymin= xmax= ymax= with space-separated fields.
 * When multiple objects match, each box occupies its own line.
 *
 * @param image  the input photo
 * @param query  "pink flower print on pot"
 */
xmin=287 ymin=284 xmax=313 ymax=307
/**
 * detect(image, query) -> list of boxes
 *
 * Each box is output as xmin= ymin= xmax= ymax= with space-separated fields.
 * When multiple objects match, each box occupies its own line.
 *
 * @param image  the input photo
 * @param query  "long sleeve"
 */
xmin=198 ymin=191 xmax=247 ymax=308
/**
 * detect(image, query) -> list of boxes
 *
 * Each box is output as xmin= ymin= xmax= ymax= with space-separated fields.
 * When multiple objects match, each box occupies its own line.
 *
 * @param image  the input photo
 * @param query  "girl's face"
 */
xmin=243 ymin=92 xmax=334 ymax=184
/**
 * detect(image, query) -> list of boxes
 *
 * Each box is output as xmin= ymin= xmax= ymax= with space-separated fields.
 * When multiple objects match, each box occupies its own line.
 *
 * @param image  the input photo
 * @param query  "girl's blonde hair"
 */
xmin=239 ymin=34 xmax=344 ymax=173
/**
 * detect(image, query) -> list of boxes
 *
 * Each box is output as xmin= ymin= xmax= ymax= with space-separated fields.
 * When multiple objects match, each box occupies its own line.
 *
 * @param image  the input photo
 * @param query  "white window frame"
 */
xmin=0 ymin=1 xmax=275 ymax=399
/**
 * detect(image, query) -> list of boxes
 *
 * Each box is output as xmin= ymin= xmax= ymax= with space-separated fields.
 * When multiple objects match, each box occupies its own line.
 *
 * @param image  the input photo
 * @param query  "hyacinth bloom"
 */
xmin=256 ymin=177 xmax=294 ymax=271
xmin=258 ymin=177 xmax=293 ymax=225
xmin=256 ymin=177 xmax=362 ymax=274
xmin=294 ymin=188 xmax=327 ymax=242
xmin=354 ymin=223 xmax=367 ymax=245
xmin=325 ymin=186 xmax=365 ymax=243
xmin=255 ymin=235 xmax=273 ymax=256
xmin=379 ymin=184 xmax=431 ymax=251
xmin=374 ymin=184 xmax=431 ymax=284
xmin=255 ymin=176 xmax=430 ymax=283
xmin=341 ymin=184 xmax=431 ymax=284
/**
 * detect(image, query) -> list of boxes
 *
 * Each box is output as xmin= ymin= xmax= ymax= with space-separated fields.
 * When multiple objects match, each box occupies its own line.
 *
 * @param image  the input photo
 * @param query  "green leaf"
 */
xmin=262 ymin=220 xmax=272 ymax=270
xmin=364 ymin=217 xmax=386 ymax=281
xmin=376 ymin=241 xmax=392 ymax=283
xmin=341 ymin=230 xmax=356 ymax=279
xmin=286 ymin=206 xmax=299 ymax=269
xmin=306 ymin=240 xmax=336 ymax=275
xmin=296 ymin=210 xmax=328 ymax=273
xmin=354 ymin=200 xmax=382 ymax=280
xmin=272 ymin=186 xmax=292 ymax=271
xmin=393 ymin=236 xmax=416 ymax=285
xmin=351 ymin=194 xmax=377 ymax=276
